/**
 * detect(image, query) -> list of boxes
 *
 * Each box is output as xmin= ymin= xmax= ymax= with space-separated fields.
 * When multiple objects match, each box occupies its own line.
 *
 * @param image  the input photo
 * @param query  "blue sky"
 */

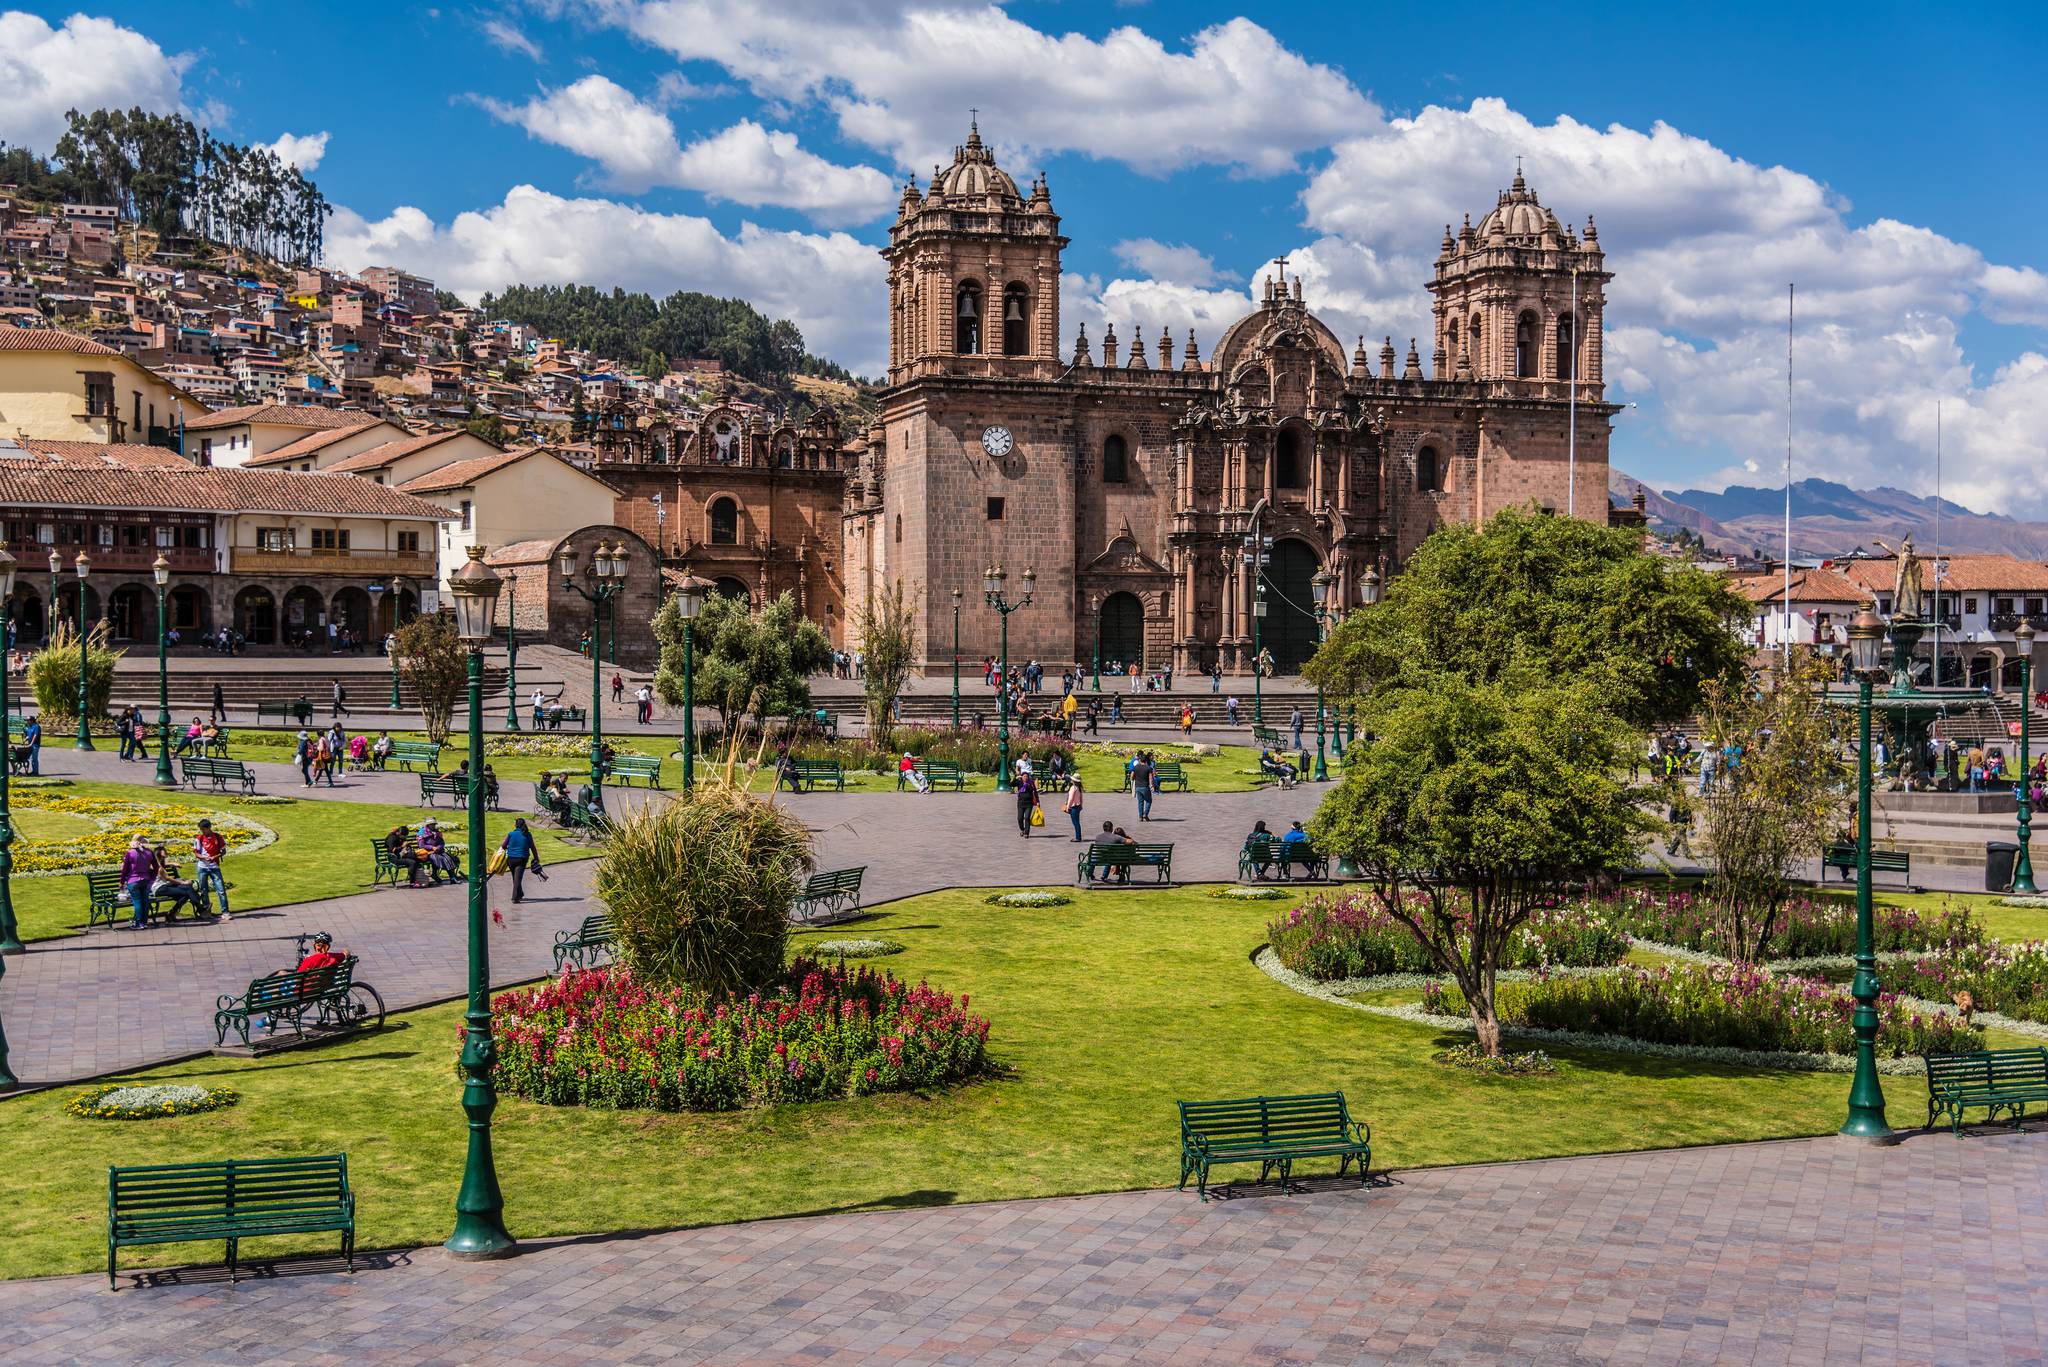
xmin=4 ymin=2 xmax=2046 ymax=514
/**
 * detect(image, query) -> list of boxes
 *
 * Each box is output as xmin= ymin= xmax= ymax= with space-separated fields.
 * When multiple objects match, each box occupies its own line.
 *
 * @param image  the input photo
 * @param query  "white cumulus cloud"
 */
xmin=257 ymin=131 xmax=330 ymax=172
xmin=1110 ymin=239 xmax=1218 ymax=288
xmin=0 ymin=11 xmax=188 ymax=151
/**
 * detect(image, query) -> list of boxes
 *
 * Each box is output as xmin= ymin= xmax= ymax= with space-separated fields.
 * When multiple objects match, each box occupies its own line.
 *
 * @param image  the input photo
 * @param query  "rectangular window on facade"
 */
xmin=1966 ymin=597 xmax=1979 ymax=614
xmin=259 ymin=528 xmax=287 ymax=552
xmin=986 ymin=497 xmax=1005 ymax=521
xmin=154 ymin=527 xmax=173 ymax=548
xmin=36 ymin=523 xmax=53 ymax=545
xmin=1997 ymin=597 xmax=2015 ymax=615
xmin=460 ymin=500 xmax=472 ymax=531
xmin=397 ymin=530 xmax=420 ymax=553
xmin=2029 ymin=598 xmax=2044 ymax=615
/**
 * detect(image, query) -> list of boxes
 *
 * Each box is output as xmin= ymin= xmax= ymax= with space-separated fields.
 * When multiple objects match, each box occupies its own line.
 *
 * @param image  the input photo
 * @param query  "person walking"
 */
xmin=1015 ymin=767 xmax=1040 ymax=838
xmin=1226 ymin=695 xmax=1240 ymax=726
xmin=1179 ymin=704 xmax=1195 ymax=738
xmin=610 ymin=671 xmax=624 ymax=703
xmin=635 ymin=683 xmax=653 ymax=725
xmin=332 ymin=679 xmax=350 ymax=719
xmin=193 ymin=818 xmax=231 ymax=921
xmin=1062 ymin=772 xmax=1085 ymax=841
xmin=116 ymin=706 xmax=135 ymax=761
xmin=295 ymin=730 xmax=316 ymax=787
xmin=1210 ymin=661 xmax=1222 ymax=693
xmin=1132 ymin=750 xmax=1155 ymax=823
xmin=118 ymin=834 xmax=159 ymax=930
xmin=1290 ymin=705 xmax=1305 ymax=751
xmin=22 ymin=712 xmax=40 ymax=775
xmin=210 ymin=679 xmax=227 ymax=724
xmin=498 ymin=817 xmax=543 ymax=903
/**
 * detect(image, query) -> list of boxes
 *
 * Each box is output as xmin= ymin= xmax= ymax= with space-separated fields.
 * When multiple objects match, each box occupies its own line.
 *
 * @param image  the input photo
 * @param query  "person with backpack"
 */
xmin=1015 ymin=766 xmax=1040 ymax=838
xmin=295 ymin=731 xmax=316 ymax=787
xmin=193 ymin=818 xmax=231 ymax=921
xmin=497 ymin=817 xmax=545 ymax=903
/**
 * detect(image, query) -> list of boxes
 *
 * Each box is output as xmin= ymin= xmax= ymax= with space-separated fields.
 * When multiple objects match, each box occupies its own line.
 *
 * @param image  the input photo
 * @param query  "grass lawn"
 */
xmin=0 ymin=884 xmax=1964 ymax=1281
xmin=5 ymin=778 xmax=594 ymax=944
xmin=745 ymin=743 xmax=1280 ymax=795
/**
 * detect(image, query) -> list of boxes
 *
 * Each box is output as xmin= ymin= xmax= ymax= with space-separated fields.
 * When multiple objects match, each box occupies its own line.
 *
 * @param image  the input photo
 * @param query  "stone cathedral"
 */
xmin=841 ymin=121 xmax=1618 ymax=673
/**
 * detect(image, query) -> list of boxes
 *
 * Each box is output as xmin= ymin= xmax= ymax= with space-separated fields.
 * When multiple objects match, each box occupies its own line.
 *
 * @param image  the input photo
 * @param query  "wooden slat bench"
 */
xmin=419 ymin=773 xmax=499 ymax=810
xmin=789 ymin=759 xmax=845 ymax=792
xmin=1078 ymin=842 xmax=1174 ymax=885
xmin=896 ymin=759 xmax=967 ymax=791
xmin=539 ymin=705 xmax=587 ymax=732
xmin=180 ymin=755 xmax=256 ymax=795
xmin=386 ymin=739 xmax=442 ymax=772
xmin=1821 ymin=842 xmax=1913 ymax=888
xmin=1239 ymin=835 xmax=1330 ymax=881
xmin=609 ymin=754 xmax=663 ymax=787
xmin=86 ymin=869 xmax=164 ymax=929
xmin=554 ymin=914 xmax=617 ymax=971
xmin=213 ymin=958 xmax=359 ymax=1047
xmin=1251 ymin=724 xmax=1284 ymax=747
xmin=1177 ymin=1092 xmax=1373 ymax=1200
xmin=108 ymin=1154 xmax=355 ymax=1288
xmin=254 ymin=701 xmax=313 ymax=726
xmin=793 ymin=866 xmax=866 ymax=923
xmin=1924 ymin=1047 xmax=2048 ymax=1135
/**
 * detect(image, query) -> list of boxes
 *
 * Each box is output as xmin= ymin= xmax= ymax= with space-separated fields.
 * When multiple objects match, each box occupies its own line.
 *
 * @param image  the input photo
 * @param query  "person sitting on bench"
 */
xmin=1090 ymin=820 xmax=1135 ymax=884
xmin=385 ymin=823 xmax=427 ymax=887
xmin=1244 ymin=820 xmax=1275 ymax=878
xmin=294 ymin=932 xmax=346 ymax=975
xmin=1259 ymin=749 xmax=1296 ymax=786
xmin=774 ymin=747 xmax=803 ymax=795
xmin=171 ymin=717 xmax=205 ymax=757
xmin=900 ymin=751 xmax=930 ymax=793
xmin=415 ymin=820 xmax=459 ymax=883
xmin=148 ymin=846 xmax=212 ymax=920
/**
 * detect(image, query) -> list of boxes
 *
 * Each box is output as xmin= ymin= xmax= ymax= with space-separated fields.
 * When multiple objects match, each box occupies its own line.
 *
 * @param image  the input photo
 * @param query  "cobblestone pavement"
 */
xmin=3 ymin=1129 xmax=2043 ymax=1364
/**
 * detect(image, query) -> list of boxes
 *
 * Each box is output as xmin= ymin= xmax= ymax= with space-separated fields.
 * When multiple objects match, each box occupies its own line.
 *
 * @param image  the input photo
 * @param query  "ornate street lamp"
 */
xmin=46 ymin=549 xmax=58 ymax=652
xmin=444 ymin=545 xmax=515 ymax=1260
xmin=1310 ymin=567 xmax=1333 ymax=781
xmin=72 ymin=550 xmax=92 ymax=750
xmin=1243 ymin=530 xmax=1271 ymax=724
xmin=152 ymin=553 xmax=174 ymax=787
xmin=559 ymin=539 xmax=626 ymax=798
xmin=1841 ymin=604 xmax=1892 ymax=1142
xmin=1090 ymin=593 xmax=1103 ymax=693
xmin=674 ymin=569 xmax=712 ymax=791
xmin=0 ymin=544 xmax=15 ymax=1088
xmin=2014 ymin=619 xmax=2037 ymax=895
xmin=501 ymin=572 xmax=521 ymax=732
xmin=984 ymin=565 xmax=1033 ymax=792
xmin=1349 ymin=568 xmax=1380 ymax=750
xmin=386 ymin=578 xmax=405 ymax=710
xmin=950 ymin=587 xmax=962 ymax=730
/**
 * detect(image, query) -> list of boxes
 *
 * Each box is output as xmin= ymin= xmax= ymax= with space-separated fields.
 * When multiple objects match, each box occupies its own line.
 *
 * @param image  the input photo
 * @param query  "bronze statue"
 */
xmin=1873 ymin=535 xmax=1926 ymax=621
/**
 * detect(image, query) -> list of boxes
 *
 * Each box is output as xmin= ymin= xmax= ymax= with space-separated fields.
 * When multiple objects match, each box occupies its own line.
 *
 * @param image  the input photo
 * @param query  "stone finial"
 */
xmin=1101 ymin=323 xmax=1118 ymax=367
xmin=1403 ymin=339 xmax=1423 ymax=381
xmin=1182 ymin=328 xmax=1201 ymax=370
xmin=1351 ymin=335 xmax=1370 ymax=376
xmin=1459 ymin=212 xmax=1474 ymax=246
xmin=1379 ymin=336 xmax=1396 ymax=380
xmin=1584 ymin=212 xmax=1599 ymax=243
xmin=1454 ymin=341 xmax=1473 ymax=381
xmin=1441 ymin=223 xmax=1455 ymax=255
xmin=1127 ymin=324 xmax=1149 ymax=368
xmin=1432 ymin=340 xmax=1448 ymax=378
xmin=1073 ymin=322 xmax=1093 ymax=367
xmin=1158 ymin=328 xmax=1173 ymax=369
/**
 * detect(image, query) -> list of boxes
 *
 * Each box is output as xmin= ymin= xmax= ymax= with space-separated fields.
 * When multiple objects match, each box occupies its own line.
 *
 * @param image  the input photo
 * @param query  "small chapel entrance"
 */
xmin=1098 ymin=592 xmax=1145 ymax=671
xmin=1261 ymin=539 xmax=1321 ymax=673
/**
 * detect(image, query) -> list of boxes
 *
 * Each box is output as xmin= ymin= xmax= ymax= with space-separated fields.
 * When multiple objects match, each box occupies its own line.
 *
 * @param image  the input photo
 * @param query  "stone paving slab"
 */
xmin=2 ymin=1130 xmax=2043 ymax=1364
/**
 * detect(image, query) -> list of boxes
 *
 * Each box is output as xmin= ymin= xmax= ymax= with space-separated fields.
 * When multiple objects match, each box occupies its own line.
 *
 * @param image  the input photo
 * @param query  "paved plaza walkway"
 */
xmin=3 ymin=1128 xmax=2043 ymax=1363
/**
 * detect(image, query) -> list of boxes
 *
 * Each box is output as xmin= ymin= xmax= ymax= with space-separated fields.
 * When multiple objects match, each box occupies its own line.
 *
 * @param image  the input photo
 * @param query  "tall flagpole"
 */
xmin=1784 ymin=283 xmax=1793 ymax=667
xmin=1567 ymin=262 xmax=1578 ymax=518
xmin=1934 ymin=401 xmax=1943 ymax=684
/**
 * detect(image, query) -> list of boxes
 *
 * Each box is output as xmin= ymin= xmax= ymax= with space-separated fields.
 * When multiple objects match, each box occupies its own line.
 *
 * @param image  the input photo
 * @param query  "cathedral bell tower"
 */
xmin=883 ymin=118 xmax=1067 ymax=384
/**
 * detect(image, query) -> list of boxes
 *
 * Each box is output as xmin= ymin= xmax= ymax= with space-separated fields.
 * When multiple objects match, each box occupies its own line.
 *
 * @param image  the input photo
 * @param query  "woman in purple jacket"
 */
xmin=119 ymin=835 xmax=159 ymax=930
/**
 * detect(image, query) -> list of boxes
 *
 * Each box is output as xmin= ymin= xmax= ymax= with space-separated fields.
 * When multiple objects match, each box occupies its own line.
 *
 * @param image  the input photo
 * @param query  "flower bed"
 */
xmin=1268 ymin=892 xmax=1632 ymax=981
xmin=1433 ymin=1045 xmax=1556 ymax=1077
xmin=1594 ymin=888 xmax=1979 ymax=960
xmin=492 ymin=961 xmax=992 ymax=1110
xmin=810 ymin=938 xmax=905 ymax=958
xmin=985 ymin=890 xmax=1071 ymax=908
xmin=68 ymin=1083 xmax=239 ymax=1119
xmin=1421 ymin=963 xmax=1981 ymax=1058
xmin=8 ymin=790 xmax=271 ymax=875
xmin=1210 ymin=885 xmax=1291 ymax=900
xmin=1888 ymin=940 xmax=2048 ymax=1024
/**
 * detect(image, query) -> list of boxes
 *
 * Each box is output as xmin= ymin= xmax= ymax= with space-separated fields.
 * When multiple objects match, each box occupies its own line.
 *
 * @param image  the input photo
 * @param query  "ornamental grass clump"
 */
xmin=1592 ymin=888 xmax=1979 ymax=960
xmin=1268 ymin=891 xmax=1630 ymax=981
xmin=491 ymin=961 xmax=992 ymax=1110
xmin=593 ymin=777 xmax=810 ymax=996
xmin=1421 ymin=963 xmax=1981 ymax=1058
xmin=1890 ymin=940 xmax=2048 ymax=1024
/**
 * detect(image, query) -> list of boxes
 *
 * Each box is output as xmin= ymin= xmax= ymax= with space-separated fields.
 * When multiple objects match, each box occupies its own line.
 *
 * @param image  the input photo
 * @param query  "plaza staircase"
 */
xmin=102 ymin=656 xmax=510 ymax=716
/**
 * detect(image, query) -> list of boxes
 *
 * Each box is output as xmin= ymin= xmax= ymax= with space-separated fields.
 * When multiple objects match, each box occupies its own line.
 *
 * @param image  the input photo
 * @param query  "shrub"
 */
xmin=1422 ymin=963 xmax=1981 ymax=1058
xmin=1267 ymin=892 xmax=1631 ymax=981
xmin=780 ymin=727 xmax=1075 ymax=778
xmin=592 ymin=779 xmax=810 ymax=995
xmin=27 ymin=617 xmax=121 ymax=724
xmin=1594 ymin=888 xmax=1979 ymax=960
xmin=491 ymin=961 xmax=992 ymax=1110
xmin=1889 ymin=940 xmax=2048 ymax=1024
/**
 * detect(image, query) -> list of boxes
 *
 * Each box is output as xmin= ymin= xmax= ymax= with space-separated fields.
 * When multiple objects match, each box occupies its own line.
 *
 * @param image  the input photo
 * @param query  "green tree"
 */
xmin=1695 ymin=652 xmax=1853 ymax=962
xmin=1309 ymin=678 xmax=1648 ymax=1056
xmin=652 ymin=590 xmax=832 ymax=731
xmin=1309 ymin=507 xmax=1748 ymax=733
xmin=462 ymin=406 xmax=508 ymax=447
xmin=393 ymin=615 xmax=467 ymax=746
xmin=856 ymin=578 xmax=922 ymax=747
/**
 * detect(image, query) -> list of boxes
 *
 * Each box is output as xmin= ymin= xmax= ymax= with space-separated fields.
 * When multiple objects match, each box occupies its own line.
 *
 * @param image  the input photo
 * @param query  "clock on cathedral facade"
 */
xmin=840 ymin=119 xmax=1621 ymax=673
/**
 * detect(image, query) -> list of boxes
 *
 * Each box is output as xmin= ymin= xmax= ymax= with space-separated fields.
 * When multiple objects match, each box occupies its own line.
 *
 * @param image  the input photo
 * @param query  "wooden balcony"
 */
xmin=228 ymin=547 xmax=437 ymax=578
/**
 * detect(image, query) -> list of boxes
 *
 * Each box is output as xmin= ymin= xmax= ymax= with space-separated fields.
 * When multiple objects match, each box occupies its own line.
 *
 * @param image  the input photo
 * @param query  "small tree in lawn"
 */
xmin=1696 ymin=650 xmax=1852 ymax=963
xmin=27 ymin=617 xmax=121 ymax=725
xmin=652 ymin=588 xmax=832 ymax=733
xmin=393 ymin=614 xmax=466 ymax=745
xmin=1309 ymin=678 xmax=1647 ymax=1057
xmin=857 ymin=578 xmax=921 ymax=748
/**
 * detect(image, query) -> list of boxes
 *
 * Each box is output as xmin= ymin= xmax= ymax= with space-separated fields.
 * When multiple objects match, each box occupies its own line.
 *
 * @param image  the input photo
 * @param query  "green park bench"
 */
xmin=370 ymin=838 xmax=417 ymax=887
xmin=895 ymin=759 xmax=967 ymax=791
xmin=213 ymin=957 xmax=367 ymax=1047
xmin=181 ymin=755 xmax=257 ymax=795
xmin=1120 ymin=760 xmax=1189 ymax=792
xmin=793 ymin=866 xmax=866 ymax=923
xmin=1238 ymin=834 xmax=1330 ymax=881
xmin=790 ymin=711 xmax=839 ymax=740
xmin=609 ymin=754 xmax=663 ymax=787
xmin=1821 ymin=842 xmax=1913 ymax=887
xmin=419 ymin=772 xmax=498 ymax=810
xmin=1176 ymin=1092 xmax=1373 ymax=1201
xmin=254 ymin=700 xmax=313 ymax=725
xmin=538 ymin=705 xmax=587 ymax=731
xmin=1077 ymin=842 xmax=1174 ymax=885
xmin=107 ymin=1154 xmax=356 ymax=1289
xmin=554 ymin=914 xmax=618 ymax=971
xmin=788 ymin=758 xmax=845 ymax=792
xmin=85 ymin=869 xmax=164 ymax=929
xmin=1251 ymin=724 xmax=1284 ymax=747
xmin=1924 ymin=1047 xmax=2048 ymax=1135
xmin=386 ymin=739 xmax=442 ymax=772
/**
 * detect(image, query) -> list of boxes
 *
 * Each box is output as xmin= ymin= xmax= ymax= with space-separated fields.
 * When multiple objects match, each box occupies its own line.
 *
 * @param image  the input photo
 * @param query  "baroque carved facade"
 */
xmin=842 ymin=121 xmax=1618 ymax=671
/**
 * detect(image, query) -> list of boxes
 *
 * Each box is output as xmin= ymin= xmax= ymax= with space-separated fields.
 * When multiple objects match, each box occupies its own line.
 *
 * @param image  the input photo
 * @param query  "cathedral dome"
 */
xmin=1475 ymin=170 xmax=1562 ymax=242
xmin=927 ymin=119 xmax=1021 ymax=203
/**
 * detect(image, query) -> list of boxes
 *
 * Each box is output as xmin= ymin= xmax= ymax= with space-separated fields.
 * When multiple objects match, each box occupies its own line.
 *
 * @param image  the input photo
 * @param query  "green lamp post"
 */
xmin=1310 ymin=567 xmax=1333 ymax=781
xmin=674 ymin=569 xmax=712 ymax=791
xmin=1841 ymin=605 xmax=1893 ymax=1142
xmin=1348 ymin=568 xmax=1378 ymax=752
xmin=0 ymin=543 xmax=16 ymax=1089
xmin=503 ymin=572 xmax=521 ymax=732
xmin=1242 ymin=529 xmax=1271 ymax=724
xmin=950 ymin=587 xmax=962 ymax=730
xmin=386 ymin=578 xmax=405 ymax=710
xmin=71 ymin=550 xmax=93 ymax=750
xmin=1090 ymin=593 xmax=1102 ymax=692
xmin=559 ymin=539 xmax=626 ymax=799
xmin=983 ymin=565 xmax=1033 ymax=793
xmin=444 ymin=545 xmax=515 ymax=1259
xmin=152 ymin=553 xmax=175 ymax=787
xmin=2014 ymin=619 xmax=2037 ymax=895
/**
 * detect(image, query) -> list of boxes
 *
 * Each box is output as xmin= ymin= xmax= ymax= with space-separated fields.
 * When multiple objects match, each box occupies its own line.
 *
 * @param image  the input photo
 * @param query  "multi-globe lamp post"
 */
xmin=386 ymin=578 xmax=406 ymax=710
xmin=443 ymin=545 xmax=515 ymax=1260
xmin=559 ymin=540 xmax=627 ymax=798
xmin=502 ymin=573 xmax=521 ymax=732
xmin=950 ymin=587 xmax=962 ymax=730
xmin=1350 ymin=568 xmax=1380 ymax=750
xmin=71 ymin=550 xmax=92 ymax=750
xmin=1090 ymin=593 xmax=1103 ymax=692
xmin=1310 ymin=567 xmax=1333 ymax=781
xmin=983 ymin=565 xmax=1033 ymax=793
xmin=1242 ymin=531 xmax=1271 ymax=724
xmin=1841 ymin=605 xmax=1892 ymax=1143
xmin=152 ymin=553 xmax=175 ymax=787
xmin=673 ymin=569 xmax=712 ymax=791
xmin=2014 ymin=619 xmax=2037 ymax=895
xmin=0 ymin=544 xmax=16 ymax=1091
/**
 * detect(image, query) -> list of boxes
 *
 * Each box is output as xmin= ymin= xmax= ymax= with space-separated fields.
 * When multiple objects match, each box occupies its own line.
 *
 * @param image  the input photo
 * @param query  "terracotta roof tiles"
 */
xmin=396 ymin=447 xmax=532 ymax=493
xmin=321 ymin=429 xmax=466 ymax=475
xmin=0 ymin=461 xmax=454 ymax=519
xmin=183 ymin=403 xmax=381 ymax=432
xmin=0 ymin=325 xmax=121 ymax=356
xmin=243 ymin=421 xmax=402 ymax=467
xmin=1835 ymin=554 xmax=2048 ymax=595
xmin=13 ymin=440 xmax=193 ymax=469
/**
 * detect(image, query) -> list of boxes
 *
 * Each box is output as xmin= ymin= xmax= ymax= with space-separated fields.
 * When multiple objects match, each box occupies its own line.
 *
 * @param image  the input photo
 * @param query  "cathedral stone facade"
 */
xmin=844 ymin=123 xmax=1618 ymax=672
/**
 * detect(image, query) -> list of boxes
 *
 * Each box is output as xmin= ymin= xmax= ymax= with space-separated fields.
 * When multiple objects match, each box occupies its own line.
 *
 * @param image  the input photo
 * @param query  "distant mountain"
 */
xmin=1612 ymin=471 xmax=2048 ymax=561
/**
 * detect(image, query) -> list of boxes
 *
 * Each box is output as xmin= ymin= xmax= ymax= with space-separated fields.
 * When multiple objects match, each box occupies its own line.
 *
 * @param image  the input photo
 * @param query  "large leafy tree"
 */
xmin=1310 ymin=678 xmax=1648 ymax=1055
xmin=651 ymin=590 xmax=832 ymax=733
xmin=1308 ymin=507 xmax=1748 ymax=732
xmin=856 ymin=578 xmax=922 ymax=748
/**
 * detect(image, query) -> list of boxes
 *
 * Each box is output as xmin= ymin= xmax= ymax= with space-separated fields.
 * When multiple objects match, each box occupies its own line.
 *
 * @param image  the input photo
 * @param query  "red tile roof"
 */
xmin=0 ymin=325 xmax=121 ymax=356
xmin=183 ymin=403 xmax=381 ymax=432
xmin=396 ymin=447 xmax=532 ymax=493
xmin=486 ymin=538 xmax=557 ymax=566
xmin=14 ymin=440 xmax=193 ymax=469
xmin=322 ymin=429 xmax=468 ymax=475
xmin=244 ymin=421 xmax=402 ymax=467
xmin=1729 ymin=568 xmax=1866 ymax=604
xmin=0 ymin=461 xmax=455 ymax=519
xmin=1835 ymin=554 xmax=2048 ymax=595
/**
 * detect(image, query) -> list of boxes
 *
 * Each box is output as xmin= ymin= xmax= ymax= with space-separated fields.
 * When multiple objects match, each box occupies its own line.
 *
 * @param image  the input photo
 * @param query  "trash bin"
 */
xmin=1985 ymin=841 xmax=2020 ymax=892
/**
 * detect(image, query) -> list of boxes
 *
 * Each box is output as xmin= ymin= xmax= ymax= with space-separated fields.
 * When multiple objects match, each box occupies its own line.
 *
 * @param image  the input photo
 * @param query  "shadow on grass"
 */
xmin=168 ymin=1048 xmax=422 ymax=1082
